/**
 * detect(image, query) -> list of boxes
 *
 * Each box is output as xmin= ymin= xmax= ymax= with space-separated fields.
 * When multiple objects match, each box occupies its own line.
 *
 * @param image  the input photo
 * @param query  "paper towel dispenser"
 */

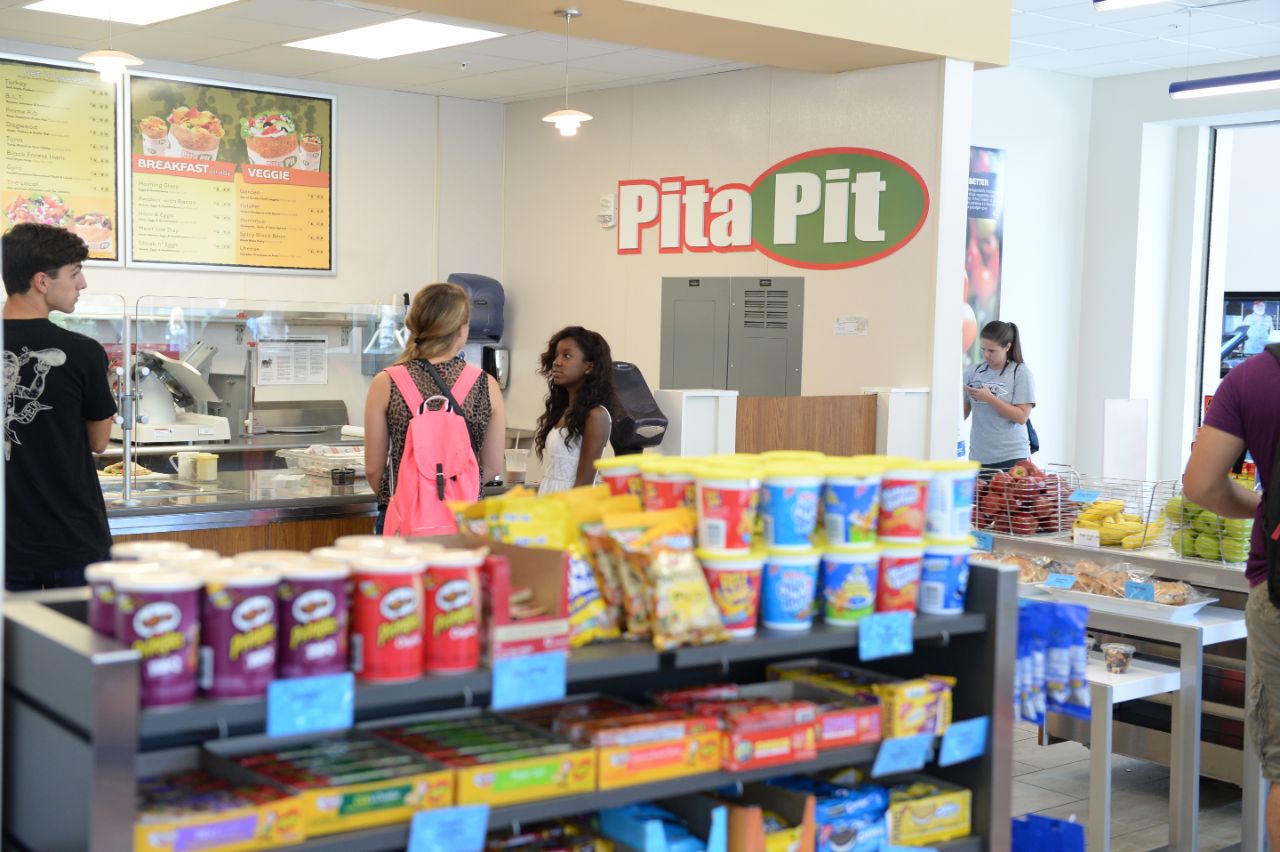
xmin=447 ymin=273 xmax=505 ymax=342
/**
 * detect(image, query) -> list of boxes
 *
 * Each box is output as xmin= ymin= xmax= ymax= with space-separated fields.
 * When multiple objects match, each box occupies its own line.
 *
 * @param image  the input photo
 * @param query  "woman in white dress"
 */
xmin=535 ymin=327 xmax=616 ymax=495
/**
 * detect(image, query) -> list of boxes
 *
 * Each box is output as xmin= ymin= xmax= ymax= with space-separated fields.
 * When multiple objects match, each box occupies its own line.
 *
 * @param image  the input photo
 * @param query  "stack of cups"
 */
xmin=820 ymin=458 xmax=884 ymax=626
xmin=760 ymin=462 xmax=824 ymax=550
xmin=761 ymin=549 xmax=822 ymax=631
xmin=422 ymin=548 xmax=485 ymax=674
xmin=875 ymin=460 xmax=932 ymax=615
xmin=919 ymin=461 xmax=980 ymax=617
xmin=693 ymin=460 xmax=764 ymax=637
xmin=594 ymin=456 xmax=644 ymax=498
xmin=639 ymin=456 xmax=696 ymax=511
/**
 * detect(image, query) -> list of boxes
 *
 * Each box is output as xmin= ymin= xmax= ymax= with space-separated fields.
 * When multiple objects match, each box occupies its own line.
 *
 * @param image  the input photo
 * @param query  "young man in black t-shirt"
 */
xmin=2 ymin=223 xmax=117 ymax=590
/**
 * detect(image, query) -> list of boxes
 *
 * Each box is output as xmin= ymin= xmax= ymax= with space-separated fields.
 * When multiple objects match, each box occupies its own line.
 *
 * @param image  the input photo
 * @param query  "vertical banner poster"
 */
xmin=964 ymin=147 xmax=1005 ymax=366
xmin=0 ymin=55 xmax=120 ymax=261
xmin=127 ymin=74 xmax=333 ymax=272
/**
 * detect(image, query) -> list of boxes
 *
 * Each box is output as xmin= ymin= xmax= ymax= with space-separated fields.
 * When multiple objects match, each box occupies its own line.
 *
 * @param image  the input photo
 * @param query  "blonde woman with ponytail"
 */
xmin=364 ymin=283 xmax=506 ymax=532
xmin=963 ymin=320 xmax=1037 ymax=470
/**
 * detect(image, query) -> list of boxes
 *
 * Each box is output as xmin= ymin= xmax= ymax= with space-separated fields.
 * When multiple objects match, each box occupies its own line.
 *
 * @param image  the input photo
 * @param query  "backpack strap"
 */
xmin=385 ymin=365 xmax=425 ymax=414
xmin=421 ymin=360 xmax=481 ymax=445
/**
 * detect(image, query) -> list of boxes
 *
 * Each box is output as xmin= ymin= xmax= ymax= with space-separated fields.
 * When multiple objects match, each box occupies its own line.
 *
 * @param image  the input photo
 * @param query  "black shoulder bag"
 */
xmin=1263 ymin=344 xmax=1280 ymax=607
xmin=1013 ymin=362 xmax=1039 ymax=455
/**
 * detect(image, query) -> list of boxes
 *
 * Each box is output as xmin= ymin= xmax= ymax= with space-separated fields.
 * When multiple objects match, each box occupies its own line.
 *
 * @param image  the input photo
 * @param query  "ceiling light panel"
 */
xmin=286 ymin=19 xmax=504 ymax=60
xmin=24 ymin=0 xmax=239 ymax=26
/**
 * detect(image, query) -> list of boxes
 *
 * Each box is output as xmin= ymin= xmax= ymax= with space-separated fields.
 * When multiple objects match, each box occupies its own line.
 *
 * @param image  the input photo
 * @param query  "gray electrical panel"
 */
xmin=727 ymin=277 xmax=804 ymax=397
xmin=660 ymin=277 xmax=731 ymax=390
xmin=659 ymin=276 xmax=803 ymax=397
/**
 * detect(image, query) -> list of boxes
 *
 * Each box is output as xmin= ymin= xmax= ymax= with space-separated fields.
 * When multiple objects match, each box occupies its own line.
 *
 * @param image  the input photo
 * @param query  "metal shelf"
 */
xmin=275 ymin=742 xmax=983 ymax=852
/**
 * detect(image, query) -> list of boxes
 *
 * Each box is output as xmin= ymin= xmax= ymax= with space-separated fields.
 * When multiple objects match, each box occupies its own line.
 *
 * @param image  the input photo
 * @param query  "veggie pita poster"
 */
xmin=127 ymin=75 xmax=332 ymax=272
xmin=0 ymin=55 xmax=119 ymax=261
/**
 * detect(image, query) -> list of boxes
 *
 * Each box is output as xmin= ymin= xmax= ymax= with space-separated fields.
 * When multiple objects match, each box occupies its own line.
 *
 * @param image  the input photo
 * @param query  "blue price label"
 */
xmin=871 ymin=733 xmax=933 ymax=778
xmin=408 ymin=805 xmax=490 ymax=852
xmin=1069 ymin=489 xmax=1102 ymax=503
xmin=972 ymin=531 xmax=994 ymax=552
xmin=1043 ymin=573 xmax=1076 ymax=589
xmin=938 ymin=716 xmax=990 ymax=767
xmin=858 ymin=612 xmax=914 ymax=661
xmin=266 ymin=672 xmax=354 ymax=738
xmin=881 ymin=845 xmax=938 ymax=852
xmin=1124 ymin=581 xmax=1156 ymax=602
xmin=491 ymin=650 xmax=567 ymax=710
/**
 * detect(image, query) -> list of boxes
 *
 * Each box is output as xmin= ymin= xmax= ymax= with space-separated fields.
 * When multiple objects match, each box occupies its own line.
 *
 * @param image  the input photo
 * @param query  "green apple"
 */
xmin=1194 ymin=512 xmax=1223 ymax=537
xmin=1196 ymin=534 xmax=1222 ymax=561
xmin=1165 ymin=496 xmax=1188 ymax=524
xmin=1185 ymin=500 xmax=1203 ymax=521
xmin=1223 ymin=537 xmax=1250 ymax=563
xmin=1223 ymin=518 xmax=1254 ymax=537
xmin=1171 ymin=529 xmax=1198 ymax=557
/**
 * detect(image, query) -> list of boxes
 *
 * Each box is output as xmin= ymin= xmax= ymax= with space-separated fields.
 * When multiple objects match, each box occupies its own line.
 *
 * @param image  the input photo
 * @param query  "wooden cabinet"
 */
xmin=113 ymin=513 xmax=376 ymax=554
xmin=111 ymin=526 xmax=271 ymax=556
xmin=268 ymin=515 xmax=376 ymax=551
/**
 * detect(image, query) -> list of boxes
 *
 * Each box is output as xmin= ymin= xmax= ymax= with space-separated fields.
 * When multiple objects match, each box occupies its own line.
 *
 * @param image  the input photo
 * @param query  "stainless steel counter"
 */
xmin=100 ymin=426 xmax=361 ymax=459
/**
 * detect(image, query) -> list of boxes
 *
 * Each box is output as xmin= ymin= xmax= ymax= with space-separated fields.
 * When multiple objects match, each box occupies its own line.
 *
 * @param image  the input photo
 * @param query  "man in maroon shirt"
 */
xmin=1184 ymin=348 xmax=1278 ymax=843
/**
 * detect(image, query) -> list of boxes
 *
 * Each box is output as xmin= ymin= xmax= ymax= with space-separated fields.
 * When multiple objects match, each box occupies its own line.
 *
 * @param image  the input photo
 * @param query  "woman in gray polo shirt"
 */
xmin=963 ymin=320 xmax=1036 ymax=470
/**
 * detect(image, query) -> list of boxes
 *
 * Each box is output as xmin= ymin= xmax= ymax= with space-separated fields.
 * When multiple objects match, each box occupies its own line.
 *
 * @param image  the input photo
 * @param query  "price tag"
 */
xmin=1069 ymin=489 xmax=1102 ymax=503
xmin=408 ymin=805 xmax=490 ymax=852
xmin=972 ymin=531 xmax=994 ymax=552
xmin=1072 ymin=528 xmax=1101 ymax=549
xmin=938 ymin=716 xmax=990 ymax=766
xmin=1124 ymin=581 xmax=1156 ymax=602
xmin=266 ymin=673 xmax=354 ymax=738
xmin=871 ymin=733 xmax=933 ymax=778
xmin=880 ymin=846 xmax=937 ymax=852
xmin=491 ymin=650 xmax=567 ymax=710
xmin=1043 ymin=573 xmax=1077 ymax=589
xmin=858 ymin=612 xmax=914 ymax=661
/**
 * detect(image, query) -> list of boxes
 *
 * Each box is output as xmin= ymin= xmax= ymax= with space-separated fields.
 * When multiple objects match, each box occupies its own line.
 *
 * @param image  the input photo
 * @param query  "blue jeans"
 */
xmin=374 ymin=508 xmax=387 ymax=535
xmin=6 ymin=563 xmax=90 ymax=592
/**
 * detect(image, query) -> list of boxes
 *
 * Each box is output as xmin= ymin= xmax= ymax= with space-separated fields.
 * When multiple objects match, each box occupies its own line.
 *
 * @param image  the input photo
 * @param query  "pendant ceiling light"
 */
xmin=77 ymin=10 xmax=141 ymax=84
xmin=1162 ymin=6 xmax=1279 ymax=98
xmin=542 ymin=8 xmax=592 ymax=137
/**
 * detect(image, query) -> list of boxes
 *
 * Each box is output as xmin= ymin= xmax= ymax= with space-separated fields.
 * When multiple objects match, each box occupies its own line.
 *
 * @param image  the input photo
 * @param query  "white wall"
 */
xmin=1220 ymin=122 xmax=1280 ymax=293
xmin=969 ymin=67 xmax=1093 ymax=470
xmin=500 ymin=61 xmax=973 ymax=455
xmin=1079 ymin=57 xmax=1280 ymax=480
xmin=1 ymin=38 xmax=505 ymax=421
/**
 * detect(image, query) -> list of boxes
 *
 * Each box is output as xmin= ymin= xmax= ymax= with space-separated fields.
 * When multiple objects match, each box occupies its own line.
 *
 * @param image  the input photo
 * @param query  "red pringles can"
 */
xmin=350 ymin=554 xmax=426 ymax=682
xmin=422 ymin=548 xmax=485 ymax=674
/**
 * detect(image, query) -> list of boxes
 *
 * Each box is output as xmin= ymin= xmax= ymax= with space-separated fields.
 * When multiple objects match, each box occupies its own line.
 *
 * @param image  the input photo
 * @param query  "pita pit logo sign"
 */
xmin=617 ymin=147 xmax=930 ymax=269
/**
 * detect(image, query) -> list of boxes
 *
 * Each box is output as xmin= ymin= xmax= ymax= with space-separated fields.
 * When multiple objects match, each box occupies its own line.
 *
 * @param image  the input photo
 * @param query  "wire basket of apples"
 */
xmin=1166 ymin=493 xmax=1253 ymax=566
xmin=973 ymin=460 xmax=1082 ymax=537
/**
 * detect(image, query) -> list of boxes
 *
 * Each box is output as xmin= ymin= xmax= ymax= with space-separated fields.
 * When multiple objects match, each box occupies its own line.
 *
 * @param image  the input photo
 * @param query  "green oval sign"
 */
xmin=749 ymin=147 xmax=930 ymax=269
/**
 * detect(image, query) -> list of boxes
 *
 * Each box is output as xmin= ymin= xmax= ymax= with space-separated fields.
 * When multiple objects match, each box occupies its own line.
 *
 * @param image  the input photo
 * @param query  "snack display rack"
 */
xmin=2 ymin=560 xmax=1015 ymax=852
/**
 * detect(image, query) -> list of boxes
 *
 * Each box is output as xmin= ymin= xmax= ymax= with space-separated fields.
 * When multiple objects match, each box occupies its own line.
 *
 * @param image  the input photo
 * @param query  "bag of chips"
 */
xmin=567 ymin=541 xmax=620 ymax=648
xmin=1046 ymin=602 xmax=1090 ymax=720
xmin=604 ymin=508 xmax=692 ymax=639
xmin=576 ymin=495 xmax=640 ymax=633
xmin=628 ymin=517 xmax=728 ymax=651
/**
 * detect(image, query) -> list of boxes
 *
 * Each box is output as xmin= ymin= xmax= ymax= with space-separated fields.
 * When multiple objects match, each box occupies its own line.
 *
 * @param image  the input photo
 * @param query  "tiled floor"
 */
xmin=1010 ymin=721 xmax=1245 ymax=851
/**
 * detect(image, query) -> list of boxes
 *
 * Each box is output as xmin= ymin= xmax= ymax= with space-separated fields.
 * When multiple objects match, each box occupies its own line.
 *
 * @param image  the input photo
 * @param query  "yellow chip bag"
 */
xmin=501 ymin=497 xmax=572 ymax=549
xmin=567 ymin=541 xmax=620 ymax=647
xmin=603 ymin=508 xmax=692 ymax=639
xmin=576 ymin=495 xmax=640 ymax=627
xmin=628 ymin=518 xmax=728 ymax=652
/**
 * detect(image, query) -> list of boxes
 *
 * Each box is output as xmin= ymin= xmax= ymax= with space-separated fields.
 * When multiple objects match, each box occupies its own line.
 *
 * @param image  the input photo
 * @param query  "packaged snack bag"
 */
xmin=604 ymin=508 xmax=692 ymax=639
xmin=567 ymin=542 xmax=620 ymax=647
xmin=501 ymin=497 xmax=574 ymax=549
xmin=627 ymin=518 xmax=728 ymax=651
xmin=577 ymin=495 xmax=640 ymax=633
xmin=1046 ymin=602 xmax=1090 ymax=720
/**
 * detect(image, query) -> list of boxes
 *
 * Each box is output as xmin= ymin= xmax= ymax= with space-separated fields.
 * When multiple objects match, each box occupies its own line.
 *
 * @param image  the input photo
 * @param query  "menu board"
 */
xmin=0 ymin=56 xmax=120 ymax=261
xmin=128 ymin=75 xmax=333 ymax=272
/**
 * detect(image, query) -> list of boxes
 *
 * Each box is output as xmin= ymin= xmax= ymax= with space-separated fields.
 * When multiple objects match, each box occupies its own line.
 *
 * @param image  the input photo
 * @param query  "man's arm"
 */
xmin=1182 ymin=424 xmax=1260 ymax=519
xmin=86 ymin=417 xmax=112 ymax=454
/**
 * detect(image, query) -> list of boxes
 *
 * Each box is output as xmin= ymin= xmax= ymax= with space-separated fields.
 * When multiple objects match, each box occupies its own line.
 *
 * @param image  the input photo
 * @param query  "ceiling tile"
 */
xmin=1012 ymin=0 xmax=1111 ymax=11
xmin=380 ymin=46 xmax=533 ymax=73
xmin=156 ymin=11 xmax=327 ymax=44
xmin=1019 ymin=24 xmax=1145 ymax=50
xmin=1037 ymin=1 xmax=1183 ymax=24
xmin=0 ymin=27 xmax=96 ymax=49
xmin=1208 ymin=0 xmax=1280 ymax=24
xmin=302 ymin=61 xmax=460 ymax=89
xmin=1009 ymin=39 xmax=1067 ymax=59
xmin=1010 ymin=12 xmax=1090 ymax=38
xmin=193 ymin=44 xmax=369 ymax=76
xmin=1113 ymin=36 xmax=1211 ymax=59
xmin=0 ymin=7 xmax=140 ymax=40
xmin=572 ymin=49 xmax=718 ymax=77
xmin=1140 ymin=47 xmax=1256 ymax=67
xmin=108 ymin=28 xmax=256 ymax=63
xmin=218 ymin=0 xmax=403 ymax=30
xmin=1178 ymin=22 xmax=1280 ymax=48
xmin=466 ymin=32 xmax=624 ymax=63
xmin=1071 ymin=59 xmax=1166 ymax=76
xmin=422 ymin=63 xmax=626 ymax=100
xmin=1016 ymin=47 xmax=1133 ymax=70
xmin=1222 ymin=37 xmax=1280 ymax=56
xmin=1102 ymin=10 xmax=1255 ymax=37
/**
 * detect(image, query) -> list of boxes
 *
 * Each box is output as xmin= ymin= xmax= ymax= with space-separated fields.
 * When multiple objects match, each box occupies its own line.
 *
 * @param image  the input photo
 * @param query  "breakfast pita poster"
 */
xmin=127 ymin=74 xmax=333 ymax=272
xmin=0 ymin=55 xmax=120 ymax=262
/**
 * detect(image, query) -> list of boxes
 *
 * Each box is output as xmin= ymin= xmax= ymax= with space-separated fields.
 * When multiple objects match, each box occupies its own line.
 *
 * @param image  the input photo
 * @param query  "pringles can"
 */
xmin=199 ymin=568 xmax=280 ymax=699
xmin=277 ymin=559 xmax=350 ymax=679
xmin=114 ymin=571 xmax=203 ymax=708
xmin=350 ymin=554 xmax=426 ymax=682
xmin=423 ymin=549 xmax=486 ymax=674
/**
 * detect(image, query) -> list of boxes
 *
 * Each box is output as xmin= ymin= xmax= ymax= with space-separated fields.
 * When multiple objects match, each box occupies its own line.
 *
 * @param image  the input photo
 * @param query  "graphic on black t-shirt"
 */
xmin=4 ymin=346 xmax=67 ymax=460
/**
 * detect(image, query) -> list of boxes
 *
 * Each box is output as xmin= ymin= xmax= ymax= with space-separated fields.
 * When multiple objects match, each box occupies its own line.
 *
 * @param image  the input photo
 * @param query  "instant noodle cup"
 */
xmin=85 ymin=560 xmax=161 ymax=637
xmin=153 ymin=548 xmax=220 ymax=566
xmin=595 ymin=456 xmax=644 ymax=498
xmin=335 ymin=534 xmax=395 ymax=552
xmin=199 ymin=568 xmax=280 ymax=700
xmin=926 ymin=461 xmax=980 ymax=540
xmin=823 ymin=459 xmax=883 ymax=547
xmin=422 ymin=549 xmax=485 ymax=674
xmin=350 ymin=554 xmax=425 ymax=682
xmin=920 ymin=541 xmax=970 ymax=616
xmin=277 ymin=560 xmax=350 ymax=679
xmin=698 ymin=550 xmax=765 ymax=637
xmin=821 ymin=548 xmax=880 ymax=625
xmin=761 ymin=463 xmax=824 ymax=550
xmin=760 ymin=550 xmax=821 ymax=631
xmin=694 ymin=463 xmax=762 ymax=551
xmin=877 ymin=466 xmax=931 ymax=543
xmin=111 ymin=540 xmax=191 ymax=561
xmin=114 ymin=571 xmax=202 ymax=708
xmin=234 ymin=550 xmax=314 ymax=570
xmin=760 ymin=451 xmax=827 ymax=463
xmin=640 ymin=456 xmax=697 ymax=511
xmin=876 ymin=544 xmax=924 ymax=612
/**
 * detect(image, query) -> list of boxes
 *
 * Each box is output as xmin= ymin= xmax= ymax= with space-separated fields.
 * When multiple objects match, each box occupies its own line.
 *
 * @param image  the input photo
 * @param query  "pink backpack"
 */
xmin=383 ymin=362 xmax=482 ymax=537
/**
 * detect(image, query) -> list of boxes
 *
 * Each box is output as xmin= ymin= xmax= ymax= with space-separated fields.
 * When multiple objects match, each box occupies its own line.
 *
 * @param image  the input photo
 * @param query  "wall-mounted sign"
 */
xmin=617 ymin=147 xmax=929 ymax=270
xmin=127 ymin=73 xmax=333 ymax=273
xmin=0 ymin=54 xmax=120 ymax=262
